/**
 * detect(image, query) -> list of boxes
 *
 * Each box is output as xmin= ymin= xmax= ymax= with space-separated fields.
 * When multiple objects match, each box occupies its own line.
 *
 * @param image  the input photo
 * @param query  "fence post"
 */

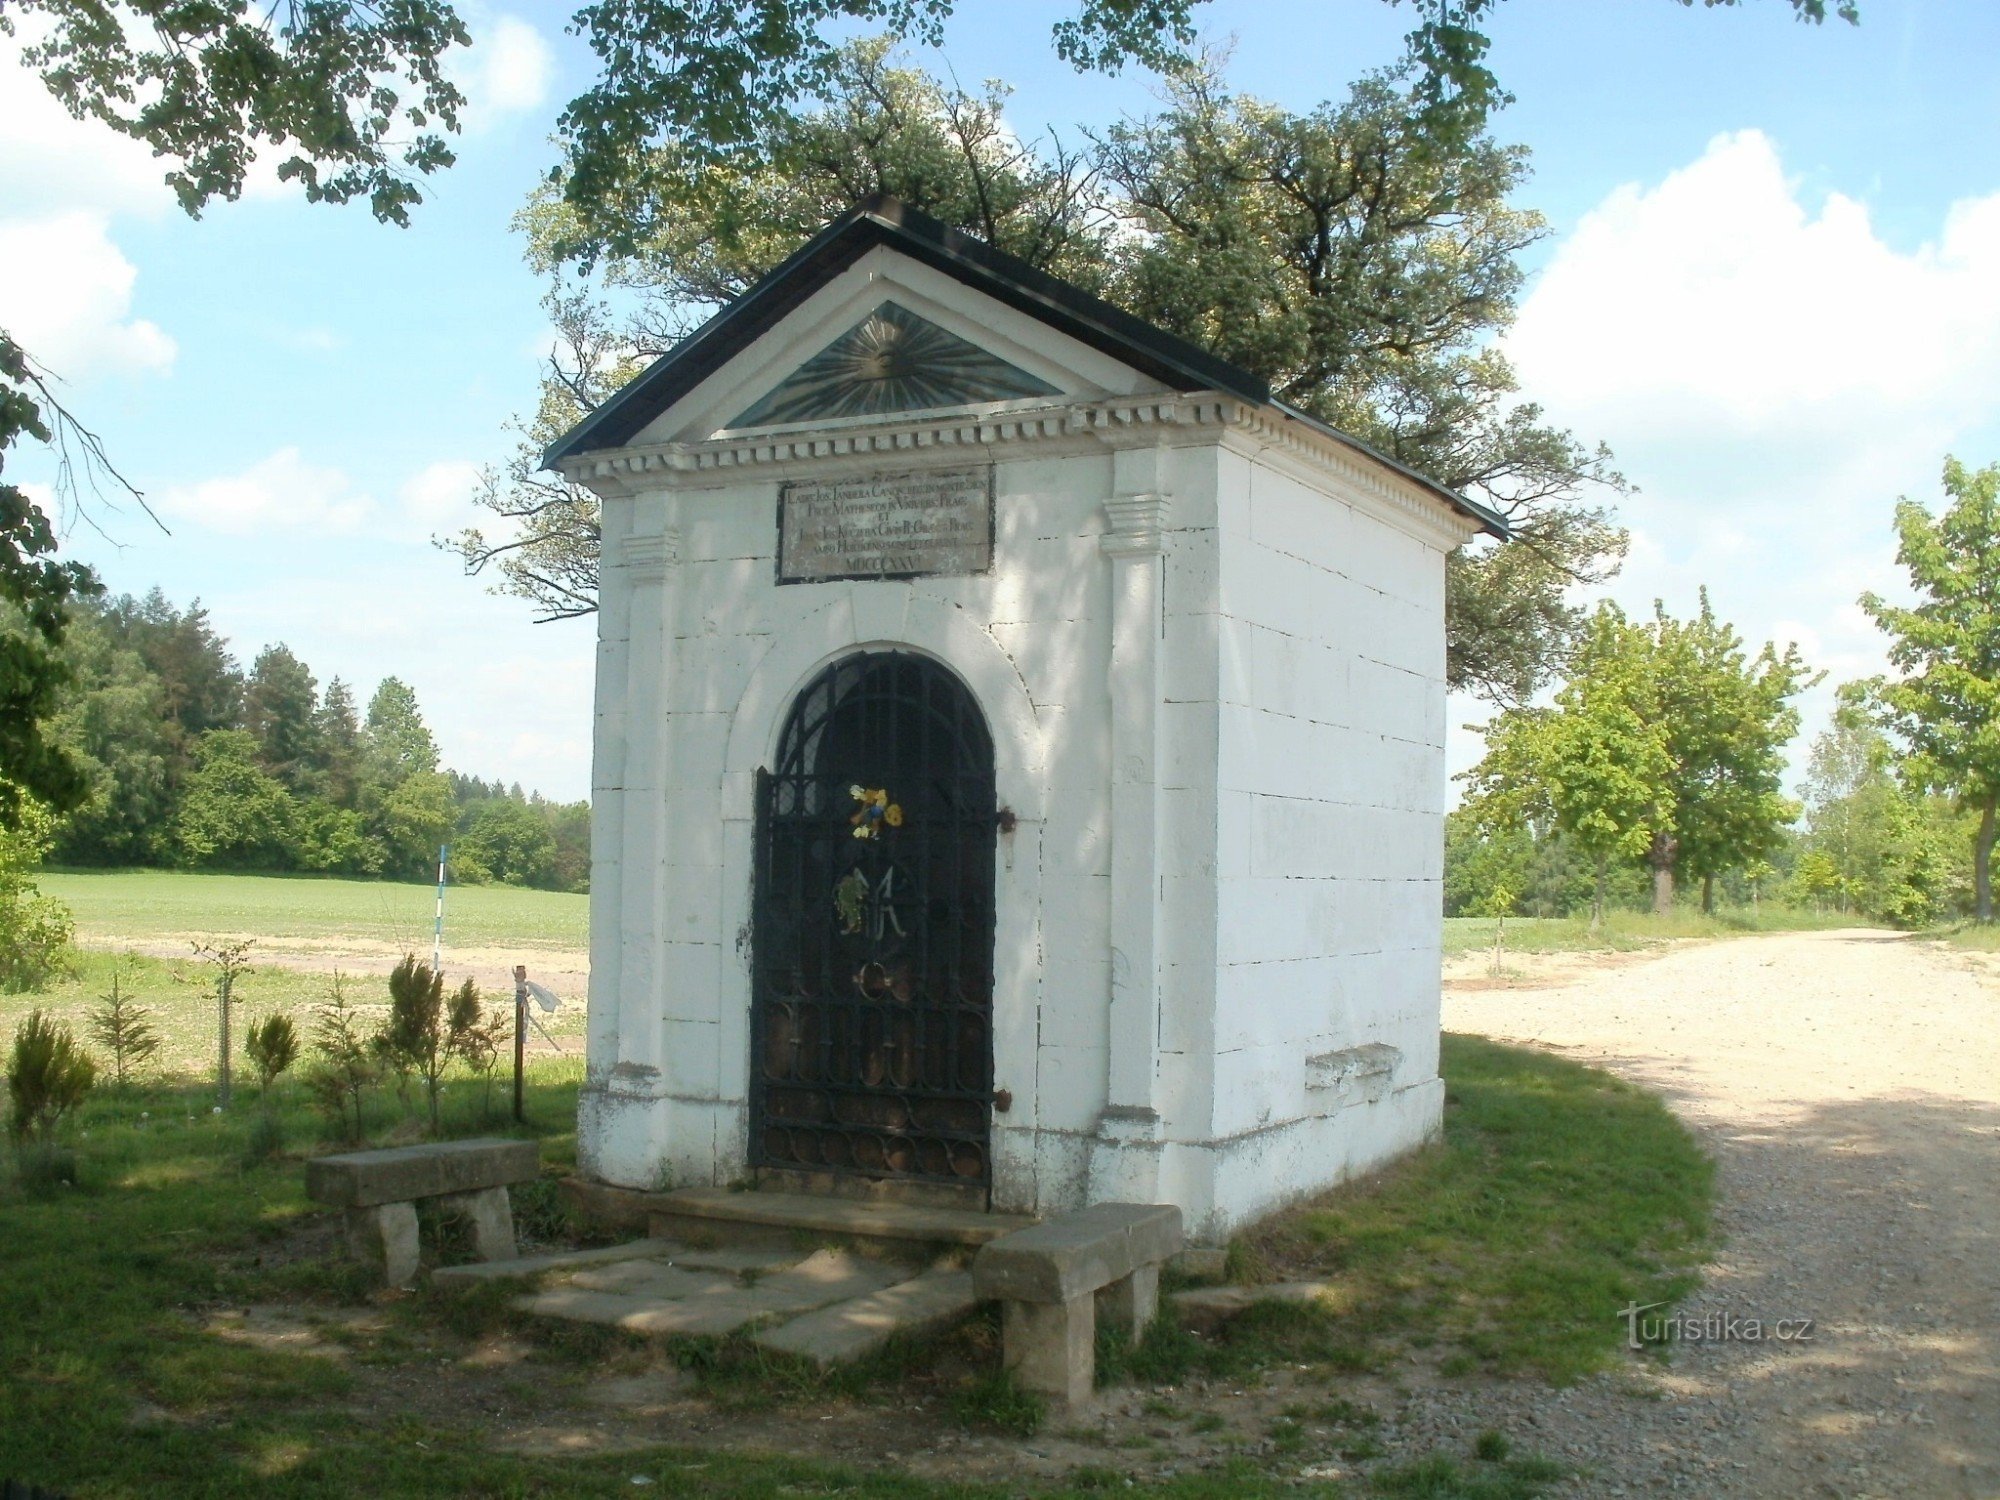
xmin=513 ymin=964 xmax=528 ymax=1124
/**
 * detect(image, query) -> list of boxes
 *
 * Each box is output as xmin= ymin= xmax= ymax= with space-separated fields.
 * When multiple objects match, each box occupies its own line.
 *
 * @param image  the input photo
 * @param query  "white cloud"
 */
xmin=451 ymin=15 xmax=555 ymax=128
xmin=0 ymin=43 xmax=173 ymax=220
xmin=156 ymin=448 xmax=375 ymax=536
xmin=0 ymin=211 xmax=176 ymax=377
xmin=398 ymin=460 xmax=485 ymax=530
xmin=1508 ymin=130 xmax=2000 ymax=501
xmin=1464 ymin=130 xmax=2000 ymax=795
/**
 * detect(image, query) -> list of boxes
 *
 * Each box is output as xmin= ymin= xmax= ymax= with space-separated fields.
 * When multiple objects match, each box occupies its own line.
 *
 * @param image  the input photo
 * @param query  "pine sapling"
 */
xmin=88 ymin=970 xmax=162 ymax=1088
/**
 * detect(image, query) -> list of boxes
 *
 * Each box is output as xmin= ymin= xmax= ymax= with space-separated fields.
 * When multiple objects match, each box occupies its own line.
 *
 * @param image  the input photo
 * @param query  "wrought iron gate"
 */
xmin=750 ymin=651 xmax=998 ymax=1187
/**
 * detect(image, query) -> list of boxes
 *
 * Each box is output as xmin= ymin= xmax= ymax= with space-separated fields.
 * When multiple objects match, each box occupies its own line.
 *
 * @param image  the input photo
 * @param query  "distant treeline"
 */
xmin=48 ymin=589 xmax=588 ymax=892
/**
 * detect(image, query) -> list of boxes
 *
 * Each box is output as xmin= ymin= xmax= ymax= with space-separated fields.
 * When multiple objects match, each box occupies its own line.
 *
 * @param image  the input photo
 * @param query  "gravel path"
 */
xmin=1438 ymin=929 xmax=2000 ymax=1498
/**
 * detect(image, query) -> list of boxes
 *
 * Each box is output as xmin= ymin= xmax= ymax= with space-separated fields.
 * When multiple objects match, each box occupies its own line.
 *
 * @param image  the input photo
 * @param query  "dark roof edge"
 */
xmin=543 ymin=194 xmax=1505 ymax=540
xmin=541 ymin=195 xmax=1269 ymax=469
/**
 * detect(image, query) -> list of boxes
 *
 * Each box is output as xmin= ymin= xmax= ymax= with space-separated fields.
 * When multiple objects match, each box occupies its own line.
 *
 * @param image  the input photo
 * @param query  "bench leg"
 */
xmin=1096 ymin=1263 xmax=1160 ymax=1345
xmin=445 ymin=1186 xmax=518 ymax=1263
xmin=1003 ymin=1294 xmax=1095 ymax=1410
xmin=346 ymin=1202 xmax=420 ymax=1288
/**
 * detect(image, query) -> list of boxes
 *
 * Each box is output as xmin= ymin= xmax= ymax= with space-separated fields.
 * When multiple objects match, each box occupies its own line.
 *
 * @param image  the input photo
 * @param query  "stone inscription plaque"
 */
xmin=778 ymin=467 xmax=993 ymax=583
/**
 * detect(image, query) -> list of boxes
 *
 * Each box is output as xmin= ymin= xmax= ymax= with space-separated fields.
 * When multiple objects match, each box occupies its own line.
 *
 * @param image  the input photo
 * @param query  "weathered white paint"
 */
xmin=563 ymin=249 xmax=1479 ymax=1240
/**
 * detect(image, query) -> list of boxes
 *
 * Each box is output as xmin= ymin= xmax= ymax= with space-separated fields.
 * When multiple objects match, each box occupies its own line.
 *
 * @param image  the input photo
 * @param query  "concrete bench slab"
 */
xmin=304 ymin=1138 xmax=540 ymax=1288
xmin=305 ymin=1138 xmax=539 ymax=1209
xmin=971 ymin=1203 xmax=1183 ymax=1410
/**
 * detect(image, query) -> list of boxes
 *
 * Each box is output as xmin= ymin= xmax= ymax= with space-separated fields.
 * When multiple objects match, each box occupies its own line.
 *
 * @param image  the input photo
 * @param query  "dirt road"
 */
xmin=1444 ymin=929 xmax=2000 ymax=1498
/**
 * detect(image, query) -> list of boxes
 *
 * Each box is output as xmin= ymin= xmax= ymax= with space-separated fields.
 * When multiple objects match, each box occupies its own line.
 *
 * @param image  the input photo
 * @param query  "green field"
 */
xmin=41 ymin=868 xmax=587 ymax=951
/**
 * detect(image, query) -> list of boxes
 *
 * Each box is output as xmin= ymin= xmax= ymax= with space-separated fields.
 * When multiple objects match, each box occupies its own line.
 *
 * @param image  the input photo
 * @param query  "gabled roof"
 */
xmin=543 ymin=195 xmax=1507 ymax=539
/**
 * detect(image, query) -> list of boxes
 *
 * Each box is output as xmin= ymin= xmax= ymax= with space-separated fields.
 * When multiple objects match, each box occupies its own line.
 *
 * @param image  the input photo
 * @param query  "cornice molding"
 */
xmin=558 ymin=394 xmax=1480 ymax=549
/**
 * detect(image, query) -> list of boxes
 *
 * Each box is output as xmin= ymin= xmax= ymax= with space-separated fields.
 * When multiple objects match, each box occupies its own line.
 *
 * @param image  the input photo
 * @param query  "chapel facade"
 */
xmin=549 ymin=197 xmax=1505 ymax=1240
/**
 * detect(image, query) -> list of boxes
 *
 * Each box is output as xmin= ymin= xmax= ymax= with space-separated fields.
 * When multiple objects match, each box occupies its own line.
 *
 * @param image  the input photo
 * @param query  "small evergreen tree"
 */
xmin=8 ymin=1010 xmax=96 ymax=1186
xmin=379 ymin=957 xmax=479 ymax=1134
xmin=88 ymin=970 xmax=161 ymax=1087
xmin=304 ymin=971 xmax=379 ymax=1145
xmin=245 ymin=1013 xmax=300 ymax=1102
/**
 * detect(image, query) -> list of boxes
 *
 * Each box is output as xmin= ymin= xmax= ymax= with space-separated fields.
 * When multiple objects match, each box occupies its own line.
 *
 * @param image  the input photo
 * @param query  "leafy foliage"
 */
xmin=380 ymin=956 xmax=481 ymax=1134
xmin=0 ymin=797 xmax=74 ymax=991
xmin=87 ymin=969 xmax=161 ymax=1087
xmin=6 ymin=1009 xmax=96 ymax=1145
xmin=1858 ymin=456 xmax=2000 ymax=921
xmin=6 ymin=0 xmax=470 ymax=225
xmin=245 ymin=1013 xmax=301 ymax=1098
xmin=1790 ymin=708 xmax=1973 ymax=926
xmin=46 ymin=589 xmax=586 ymax=888
xmin=470 ymin=50 xmax=1625 ymax=700
xmin=0 ymin=336 xmax=99 ymax=824
xmin=303 ymin=971 xmax=381 ymax=1145
xmin=1464 ymin=595 xmax=1812 ymax=918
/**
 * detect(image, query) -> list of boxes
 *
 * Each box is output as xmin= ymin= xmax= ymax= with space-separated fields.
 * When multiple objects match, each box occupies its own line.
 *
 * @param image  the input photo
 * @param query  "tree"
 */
xmin=244 ymin=1014 xmax=301 ymax=1105
xmin=48 ymin=607 xmax=173 ymax=865
xmin=543 ymin=0 xmax=1857 ymax=263
xmin=1646 ymin=593 xmax=1813 ymax=913
xmin=315 ymin=678 xmax=363 ymax=808
xmin=466 ymin=51 xmax=1625 ymax=700
xmin=243 ymin=645 xmax=325 ymax=794
xmin=361 ymin=678 xmax=440 ymax=783
xmin=189 ymin=937 xmax=254 ymax=1107
xmin=88 ymin=969 xmax=161 ymax=1087
xmin=1859 ymin=457 xmax=2000 ymax=923
xmin=380 ymin=956 xmax=477 ymax=1134
xmin=1099 ymin=67 xmax=1625 ymax=702
xmin=303 ymin=971 xmax=379 ymax=1146
xmin=0 ymin=337 xmax=98 ymax=825
xmin=1461 ymin=606 xmax=1671 ymax=928
xmin=1463 ymin=595 xmax=1810 ymax=920
xmin=0 ymin=799 xmax=74 ymax=991
xmin=6 ymin=1011 xmax=96 ymax=1161
xmin=1795 ymin=708 xmax=1972 ymax=927
xmin=454 ymin=799 xmax=558 ymax=888
xmin=173 ymin=730 xmax=297 ymax=869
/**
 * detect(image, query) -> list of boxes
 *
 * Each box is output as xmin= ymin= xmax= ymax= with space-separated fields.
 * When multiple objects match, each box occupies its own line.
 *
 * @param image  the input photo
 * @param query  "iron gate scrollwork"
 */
xmin=750 ymin=651 xmax=998 ymax=1187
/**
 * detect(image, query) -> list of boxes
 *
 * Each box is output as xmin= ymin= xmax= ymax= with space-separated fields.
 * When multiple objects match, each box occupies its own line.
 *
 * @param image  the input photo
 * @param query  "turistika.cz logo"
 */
xmin=1618 ymin=1301 xmax=1816 ymax=1350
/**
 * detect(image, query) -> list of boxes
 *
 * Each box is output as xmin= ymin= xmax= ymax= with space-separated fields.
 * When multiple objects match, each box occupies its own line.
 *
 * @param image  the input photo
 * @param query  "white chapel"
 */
xmin=547 ymin=197 xmax=1506 ymax=1241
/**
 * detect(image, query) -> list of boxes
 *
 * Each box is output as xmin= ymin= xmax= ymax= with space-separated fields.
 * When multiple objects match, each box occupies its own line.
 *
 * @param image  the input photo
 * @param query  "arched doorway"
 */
xmin=750 ymin=650 xmax=998 ymax=1188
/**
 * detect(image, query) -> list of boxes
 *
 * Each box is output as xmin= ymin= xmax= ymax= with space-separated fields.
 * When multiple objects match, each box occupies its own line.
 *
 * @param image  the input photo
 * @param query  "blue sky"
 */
xmin=4 ymin=0 xmax=1997 ymax=801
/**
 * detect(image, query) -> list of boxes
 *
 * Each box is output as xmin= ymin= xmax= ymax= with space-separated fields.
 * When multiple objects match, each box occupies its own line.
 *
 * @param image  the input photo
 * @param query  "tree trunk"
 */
xmin=1592 ymin=857 xmax=1607 ymax=933
xmin=1977 ymin=796 xmax=1997 ymax=924
xmin=1649 ymin=830 xmax=1678 ymax=916
xmin=1701 ymin=873 xmax=1714 ymax=915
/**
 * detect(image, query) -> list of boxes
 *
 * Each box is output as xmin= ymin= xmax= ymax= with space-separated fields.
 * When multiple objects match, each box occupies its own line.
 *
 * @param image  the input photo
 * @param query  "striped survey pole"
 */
xmin=432 ymin=844 xmax=448 ymax=974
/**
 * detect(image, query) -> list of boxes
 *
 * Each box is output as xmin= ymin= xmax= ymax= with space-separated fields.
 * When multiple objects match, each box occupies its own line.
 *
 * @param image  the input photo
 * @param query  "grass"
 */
xmin=1109 ymin=1034 xmax=1714 ymax=1389
xmin=0 ymin=1032 xmax=1635 ymax=1499
xmin=1442 ymin=904 xmax=1877 ymax=958
xmin=1933 ymin=919 xmax=2000 ymax=951
xmin=39 ymin=868 xmax=587 ymax=951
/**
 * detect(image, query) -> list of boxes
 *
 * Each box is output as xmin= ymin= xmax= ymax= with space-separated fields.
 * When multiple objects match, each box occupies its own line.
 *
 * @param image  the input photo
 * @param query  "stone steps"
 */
xmin=495 ymin=1239 xmax=982 ymax=1364
xmin=647 ymin=1186 xmax=1035 ymax=1251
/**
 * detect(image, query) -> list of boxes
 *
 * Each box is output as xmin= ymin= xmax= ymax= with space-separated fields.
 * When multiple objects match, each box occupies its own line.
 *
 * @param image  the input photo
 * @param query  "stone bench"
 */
xmin=971 ymin=1202 xmax=1183 ymax=1408
xmin=305 ymin=1138 xmax=540 ymax=1287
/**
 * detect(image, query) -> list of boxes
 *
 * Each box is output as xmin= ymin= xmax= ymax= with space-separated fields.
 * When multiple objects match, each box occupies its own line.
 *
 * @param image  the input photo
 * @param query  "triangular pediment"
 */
xmin=728 ymin=301 xmax=1061 ymax=428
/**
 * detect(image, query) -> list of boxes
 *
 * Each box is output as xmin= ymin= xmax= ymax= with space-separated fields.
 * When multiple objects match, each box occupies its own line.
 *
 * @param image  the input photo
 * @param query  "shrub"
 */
xmin=0 ymin=805 xmax=74 ymax=993
xmin=245 ymin=1012 xmax=300 ymax=1154
xmin=378 ymin=957 xmax=480 ymax=1134
xmin=88 ymin=970 xmax=162 ymax=1087
xmin=245 ymin=1012 xmax=300 ymax=1100
xmin=303 ymin=971 xmax=379 ymax=1145
xmin=7 ymin=1011 xmax=97 ymax=1171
